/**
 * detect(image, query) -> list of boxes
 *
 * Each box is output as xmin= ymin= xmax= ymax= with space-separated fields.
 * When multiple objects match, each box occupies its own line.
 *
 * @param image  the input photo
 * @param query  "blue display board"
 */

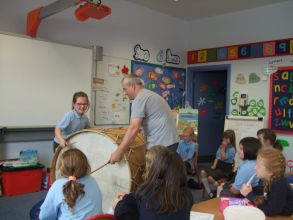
xmin=131 ymin=61 xmax=185 ymax=109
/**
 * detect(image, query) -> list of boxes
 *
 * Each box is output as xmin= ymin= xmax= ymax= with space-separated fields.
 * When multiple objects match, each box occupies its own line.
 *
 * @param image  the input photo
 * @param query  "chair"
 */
xmin=87 ymin=214 xmax=116 ymax=220
xmin=30 ymin=199 xmax=44 ymax=220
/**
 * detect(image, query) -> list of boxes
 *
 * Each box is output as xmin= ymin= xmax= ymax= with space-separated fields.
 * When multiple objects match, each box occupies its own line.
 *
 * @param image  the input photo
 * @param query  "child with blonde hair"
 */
xmin=240 ymin=148 xmax=293 ymax=216
xmin=143 ymin=145 xmax=165 ymax=180
xmin=40 ymin=149 xmax=102 ymax=219
xmin=177 ymin=127 xmax=197 ymax=170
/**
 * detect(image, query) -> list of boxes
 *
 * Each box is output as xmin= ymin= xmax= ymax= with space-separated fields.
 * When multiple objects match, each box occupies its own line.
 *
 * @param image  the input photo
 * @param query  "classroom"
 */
xmin=0 ymin=0 xmax=293 ymax=220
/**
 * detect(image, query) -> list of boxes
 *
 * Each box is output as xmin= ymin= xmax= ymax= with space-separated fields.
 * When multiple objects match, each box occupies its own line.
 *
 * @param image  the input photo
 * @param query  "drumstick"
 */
xmin=91 ymin=161 xmax=110 ymax=174
xmin=246 ymin=173 xmax=256 ymax=186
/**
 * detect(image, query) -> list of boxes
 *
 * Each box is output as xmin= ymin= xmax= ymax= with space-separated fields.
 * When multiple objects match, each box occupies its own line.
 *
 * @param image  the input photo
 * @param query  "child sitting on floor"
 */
xmin=201 ymin=129 xmax=236 ymax=198
xmin=177 ymin=127 xmax=197 ymax=171
xmin=218 ymin=137 xmax=261 ymax=198
xmin=39 ymin=149 xmax=102 ymax=220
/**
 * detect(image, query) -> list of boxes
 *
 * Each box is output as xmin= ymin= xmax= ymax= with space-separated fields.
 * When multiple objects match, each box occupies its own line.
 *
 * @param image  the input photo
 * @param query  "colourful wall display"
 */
xmin=269 ymin=66 xmax=293 ymax=134
xmin=188 ymin=38 xmax=293 ymax=64
xmin=131 ymin=61 xmax=185 ymax=109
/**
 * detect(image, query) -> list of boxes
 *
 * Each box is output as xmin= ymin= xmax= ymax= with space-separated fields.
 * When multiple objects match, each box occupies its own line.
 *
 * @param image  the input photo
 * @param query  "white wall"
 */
xmin=187 ymin=0 xmax=293 ymax=50
xmin=0 ymin=0 xmax=188 ymax=166
xmin=0 ymin=141 xmax=53 ymax=168
xmin=0 ymin=0 xmax=189 ymax=66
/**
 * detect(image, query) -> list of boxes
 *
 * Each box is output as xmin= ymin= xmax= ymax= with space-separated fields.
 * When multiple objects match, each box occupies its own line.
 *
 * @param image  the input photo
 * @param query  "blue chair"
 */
xmin=30 ymin=199 xmax=44 ymax=220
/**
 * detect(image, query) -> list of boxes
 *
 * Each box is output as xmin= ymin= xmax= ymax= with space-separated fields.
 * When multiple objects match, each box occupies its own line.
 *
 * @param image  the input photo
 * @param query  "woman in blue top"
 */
xmin=218 ymin=137 xmax=261 ymax=197
xmin=54 ymin=91 xmax=90 ymax=151
xmin=201 ymin=129 xmax=236 ymax=198
xmin=177 ymin=127 xmax=197 ymax=170
xmin=39 ymin=149 xmax=102 ymax=220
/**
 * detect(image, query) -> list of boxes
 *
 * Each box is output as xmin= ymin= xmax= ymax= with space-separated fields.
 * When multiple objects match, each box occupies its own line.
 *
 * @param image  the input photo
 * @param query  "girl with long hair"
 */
xmin=136 ymin=148 xmax=193 ymax=220
xmin=240 ymin=148 xmax=293 ymax=216
xmin=114 ymin=146 xmax=193 ymax=220
xmin=201 ymin=129 xmax=236 ymax=198
xmin=40 ymin=149 xmax=102 ymax=219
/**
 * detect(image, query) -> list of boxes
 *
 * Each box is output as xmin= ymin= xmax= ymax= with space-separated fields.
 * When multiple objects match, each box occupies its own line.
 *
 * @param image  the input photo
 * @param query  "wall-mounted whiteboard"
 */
xmin=224 ymin=115 xmax=264 ymax=169
xmin=224 ymin=115 xmax=264 ymax=144
xmin=0 ymin=33 xmax=92 ymax=127
xmin=94 ymin=56 xmax=130 ymax=125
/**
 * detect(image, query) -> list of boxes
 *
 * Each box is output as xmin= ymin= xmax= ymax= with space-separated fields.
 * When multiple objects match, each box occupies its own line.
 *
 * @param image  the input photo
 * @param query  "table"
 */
xmin=191 ymin=198 xmax=293 ymax=220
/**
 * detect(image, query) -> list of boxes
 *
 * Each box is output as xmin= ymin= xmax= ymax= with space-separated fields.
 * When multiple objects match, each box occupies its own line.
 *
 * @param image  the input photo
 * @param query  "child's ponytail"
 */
xmin=58 ymin=149 xmax=91 ymax=212
xmin=63 ymin=177 xmax=85 ymax=212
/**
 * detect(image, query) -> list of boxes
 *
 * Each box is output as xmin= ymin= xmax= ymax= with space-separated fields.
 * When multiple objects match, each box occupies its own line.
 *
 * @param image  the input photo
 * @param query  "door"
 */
xmin=192 ymin=70 xmax=227 ymax=156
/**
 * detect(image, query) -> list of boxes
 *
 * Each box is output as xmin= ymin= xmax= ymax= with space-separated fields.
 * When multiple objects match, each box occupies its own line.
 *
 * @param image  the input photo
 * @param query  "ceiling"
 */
xmin=125 ymin=0 xmax=289 ymax=21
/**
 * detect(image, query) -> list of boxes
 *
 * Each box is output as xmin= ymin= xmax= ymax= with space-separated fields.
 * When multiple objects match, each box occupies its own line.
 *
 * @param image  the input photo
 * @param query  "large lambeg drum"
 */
xmin=50 ymin=128 xmax=146 ymax=211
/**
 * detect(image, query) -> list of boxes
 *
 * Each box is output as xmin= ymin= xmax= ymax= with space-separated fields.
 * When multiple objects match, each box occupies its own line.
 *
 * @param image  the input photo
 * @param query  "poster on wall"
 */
xmin=131 ymin=61 xmax=185 ymax=109
xmin=269 ymin=66 xmax=293 ymax=134
xmin=94 ymin=56 xmax=130 ymax=125
xmin=176 ymin=109 xmax=199 ymax=136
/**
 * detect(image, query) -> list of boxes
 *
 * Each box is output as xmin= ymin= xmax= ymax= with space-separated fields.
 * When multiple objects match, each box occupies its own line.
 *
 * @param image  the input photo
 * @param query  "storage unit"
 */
xmin=1 ymin=164 xmax=44 ymax=196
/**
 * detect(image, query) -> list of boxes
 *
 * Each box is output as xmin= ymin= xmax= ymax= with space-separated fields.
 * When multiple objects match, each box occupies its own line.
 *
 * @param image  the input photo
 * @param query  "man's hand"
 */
xmin=110 ymin=148 xmax=124 ymax=164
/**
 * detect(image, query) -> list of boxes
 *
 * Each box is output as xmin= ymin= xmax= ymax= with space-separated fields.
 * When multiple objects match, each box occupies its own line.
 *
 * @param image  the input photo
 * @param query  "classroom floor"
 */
xmin=0 ymin=188 xmax=206 ymax=220
xmin=0 ymin=190 xmax=47 ymax=220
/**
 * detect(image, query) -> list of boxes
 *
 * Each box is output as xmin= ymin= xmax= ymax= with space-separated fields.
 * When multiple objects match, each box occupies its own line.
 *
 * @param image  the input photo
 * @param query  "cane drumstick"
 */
xmin=91 ymin=161 xmax=110 ymax=174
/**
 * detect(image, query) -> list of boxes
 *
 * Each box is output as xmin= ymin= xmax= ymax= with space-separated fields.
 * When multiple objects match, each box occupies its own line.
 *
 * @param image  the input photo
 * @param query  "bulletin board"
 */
xmin=269 ymin=66 xmax=293 ymax=134
xmin=131 ymin=61 xmax=185 ymax=109
xmin=94 ymin=56 xmax=131 ymax=125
